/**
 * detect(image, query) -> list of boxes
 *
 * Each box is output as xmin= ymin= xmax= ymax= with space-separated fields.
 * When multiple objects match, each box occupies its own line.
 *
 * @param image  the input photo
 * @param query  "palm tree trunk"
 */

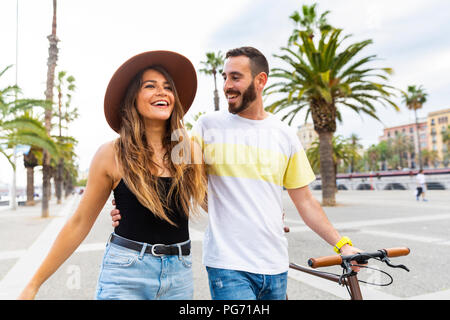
xmin=23 ymin=150 xmax=38 ymax=206
xmin=42 ymin=0 xmax=59 ymax=218
xmin=318 ymin=131 xmax=336 ymax=206
xmin=56 ymin=158 xmax=63 ymax=204
xmin=311 ymin=99 xmax=337 ymax=206
xmin=213 ymin=73 xmax=219 ymax=111
xmin=414 ymin=109 xmax=423 ymax=170
xmin=26 ymin=167 xmax=35 ymax=206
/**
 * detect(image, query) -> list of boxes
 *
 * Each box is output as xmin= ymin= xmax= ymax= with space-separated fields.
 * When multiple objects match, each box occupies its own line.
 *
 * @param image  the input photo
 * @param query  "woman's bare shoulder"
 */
xmin=90 ymin=139 xmax=120 ymax=178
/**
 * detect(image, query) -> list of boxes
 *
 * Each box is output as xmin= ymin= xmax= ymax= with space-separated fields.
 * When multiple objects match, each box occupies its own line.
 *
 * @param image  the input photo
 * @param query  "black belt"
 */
xmin=109 ymin=234 xmax=191 ymax=256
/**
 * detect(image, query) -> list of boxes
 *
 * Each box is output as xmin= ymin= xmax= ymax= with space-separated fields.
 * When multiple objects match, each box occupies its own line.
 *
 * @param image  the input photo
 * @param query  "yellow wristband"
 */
xmin=334 ymin=236 xmax=352 ymax=254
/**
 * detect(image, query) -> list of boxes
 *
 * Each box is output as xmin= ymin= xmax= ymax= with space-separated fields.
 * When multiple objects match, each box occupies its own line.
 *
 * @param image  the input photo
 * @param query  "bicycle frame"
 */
xmin=289 ymin=262 xmax=363 ymax=300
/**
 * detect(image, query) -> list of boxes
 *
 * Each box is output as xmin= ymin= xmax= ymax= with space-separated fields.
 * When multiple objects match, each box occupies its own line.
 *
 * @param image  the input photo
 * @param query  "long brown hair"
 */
xmin=115 ymin=66 xmax=206 ymax=225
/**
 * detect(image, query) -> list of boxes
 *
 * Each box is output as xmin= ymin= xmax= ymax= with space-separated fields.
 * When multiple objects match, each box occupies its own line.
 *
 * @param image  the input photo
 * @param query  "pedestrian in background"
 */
xmin=416 ymin=169 xmax=427 ymax=201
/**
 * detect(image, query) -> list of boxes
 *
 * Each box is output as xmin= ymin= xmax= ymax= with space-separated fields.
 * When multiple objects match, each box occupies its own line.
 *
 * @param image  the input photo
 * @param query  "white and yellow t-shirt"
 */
xmin=191 ymin=111 xmax=316 ymax=274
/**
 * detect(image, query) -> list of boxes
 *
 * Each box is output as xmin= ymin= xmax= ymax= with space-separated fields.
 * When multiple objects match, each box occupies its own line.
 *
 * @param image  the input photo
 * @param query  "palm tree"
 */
xmin=1 ymin=65 xmax=56 ymax=206
xmin=403 ymin=85 xmax=427 ymax=169
xmin=59 ymin=136 xmax=78 ymax=197
xmin=365 ymin=144 xmax=380 ymax=171
xmin=307 ymin=135 xmax=361 ymax=191
xmin=375 ymin=140 xmax=391 ymax=170
xmin=348 ymin=133 xmax=362 ymax=173
xmin=391 ymin=133 xmax=413 ymax=169
xmin=288 ymin=3 xmax=332 ymax=42
xmin=199 ymin=51 xmax=224 ymax=111
xmin=421 ymin=149 xmax=439 ymax=168
xmin=54 ymin=70 xmax=76 ymax=204
xmin=265 ymin=7 xmax=398 ymax=206
xmin=1 ymin=115 xmax=58 ymax=159
xmin=42 ymin=0 xmax=59 ymax=217
xmin=185 ymin=111 xmax=206 ymax=131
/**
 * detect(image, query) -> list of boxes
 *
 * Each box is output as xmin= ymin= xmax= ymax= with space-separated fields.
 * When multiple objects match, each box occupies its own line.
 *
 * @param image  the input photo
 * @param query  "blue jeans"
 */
xmin=95 ymin=235 xmax=193 ymax=300
xmin=206 ymin=267 xmax=288 ymax=300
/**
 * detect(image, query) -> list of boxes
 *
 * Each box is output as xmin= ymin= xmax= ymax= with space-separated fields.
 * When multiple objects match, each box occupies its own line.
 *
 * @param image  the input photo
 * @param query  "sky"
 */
xmin=1 ymin=0 xmax=450 ymax=188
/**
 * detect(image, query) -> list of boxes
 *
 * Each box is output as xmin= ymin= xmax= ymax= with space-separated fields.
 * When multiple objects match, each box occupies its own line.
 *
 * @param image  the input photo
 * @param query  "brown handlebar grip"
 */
xmin=308 ymin=255 xmax=343 ymax=268
xmin=383 ymin=247 xmax=410 ymax=257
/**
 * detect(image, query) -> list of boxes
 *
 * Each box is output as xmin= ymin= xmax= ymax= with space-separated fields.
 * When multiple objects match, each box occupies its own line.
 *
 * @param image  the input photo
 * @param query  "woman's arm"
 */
xmin=18 ymin=143 xmax=116 ymax=299
xmin=191 ymin=139 xmax=208 ymax=212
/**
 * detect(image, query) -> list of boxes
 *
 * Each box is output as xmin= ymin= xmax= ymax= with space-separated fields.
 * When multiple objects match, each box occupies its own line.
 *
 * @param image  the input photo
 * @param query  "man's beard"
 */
xmin=227 ymin=81 xmax=257 ymax=114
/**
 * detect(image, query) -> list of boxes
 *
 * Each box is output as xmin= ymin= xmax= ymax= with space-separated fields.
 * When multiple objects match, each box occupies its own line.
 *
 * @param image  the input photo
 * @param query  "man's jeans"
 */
xmin=206 ymin=267 xmax=288 ymax=300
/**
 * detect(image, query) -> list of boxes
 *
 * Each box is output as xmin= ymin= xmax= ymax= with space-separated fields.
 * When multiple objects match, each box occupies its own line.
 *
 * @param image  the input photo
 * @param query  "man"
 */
xmin=111 ymin=47 xmax=361 ymax=300
xmin=416 ymin=169 xmax=427 ymax=201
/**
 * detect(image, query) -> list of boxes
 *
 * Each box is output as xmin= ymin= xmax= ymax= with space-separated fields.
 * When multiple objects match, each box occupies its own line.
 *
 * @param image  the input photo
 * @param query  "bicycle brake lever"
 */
xmin=382 ymin=257 xmax=410 ymax=272
xmin=338 ymin=260 xmax=356 ymax=286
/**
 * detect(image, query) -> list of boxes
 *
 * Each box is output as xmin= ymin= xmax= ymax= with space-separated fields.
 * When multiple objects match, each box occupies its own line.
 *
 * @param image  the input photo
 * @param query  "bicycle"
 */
xmin=289 ymin=247 xmax=411 ymax=300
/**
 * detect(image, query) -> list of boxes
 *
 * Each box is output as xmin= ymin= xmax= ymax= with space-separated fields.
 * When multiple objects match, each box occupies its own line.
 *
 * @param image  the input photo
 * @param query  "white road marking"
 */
xmin=361 ymin=230 xmax=450 ymax=245
xmin=0 ymin=250 xmax=27 ymax=261
xmin=288 ymin=213 xmax=450 ymax=233
xmin=288 ymin=268 xmax=400 ymax=300
xmin=408 ymin=289 xmax=450 ymax=300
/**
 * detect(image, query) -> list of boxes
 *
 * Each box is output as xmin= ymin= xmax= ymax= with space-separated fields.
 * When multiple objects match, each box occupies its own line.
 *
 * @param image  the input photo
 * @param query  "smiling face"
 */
xmin=222 ymin=56 xmax=258 ymax=114
xmin=136 ymin=68 xmax=175 ymax=122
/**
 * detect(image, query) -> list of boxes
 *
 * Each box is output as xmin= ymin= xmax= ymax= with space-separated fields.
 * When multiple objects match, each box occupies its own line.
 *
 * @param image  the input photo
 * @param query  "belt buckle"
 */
xmin=151 ymin=244 xmax=165 ymax=257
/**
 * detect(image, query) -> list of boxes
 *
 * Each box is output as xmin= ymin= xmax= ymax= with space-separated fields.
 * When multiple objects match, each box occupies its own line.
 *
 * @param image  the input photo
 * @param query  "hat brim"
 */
xmin=104 ymin=50 xmax=197 ymax=133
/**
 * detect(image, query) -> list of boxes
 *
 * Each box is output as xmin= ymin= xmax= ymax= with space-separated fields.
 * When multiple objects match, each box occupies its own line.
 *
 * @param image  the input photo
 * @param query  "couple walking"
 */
xmin=19 ymin=47 xmax=361 ymax=300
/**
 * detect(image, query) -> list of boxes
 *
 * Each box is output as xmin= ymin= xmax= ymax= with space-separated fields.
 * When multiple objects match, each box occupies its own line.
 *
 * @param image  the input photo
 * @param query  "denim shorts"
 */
xmin=95 ymin=234 xmax=193 ymax=300
xmin=206 ymin=267 xmax=288 ymax=300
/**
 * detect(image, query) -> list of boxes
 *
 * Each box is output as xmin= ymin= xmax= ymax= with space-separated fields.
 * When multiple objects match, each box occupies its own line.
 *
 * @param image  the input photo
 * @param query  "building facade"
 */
xmin=297 ymin=123 xmax=318 ymax=151
xmin=379 ymin=120 xmax=428 ymax=169
xmin=427 ymin=108 xmax=450 ymax=166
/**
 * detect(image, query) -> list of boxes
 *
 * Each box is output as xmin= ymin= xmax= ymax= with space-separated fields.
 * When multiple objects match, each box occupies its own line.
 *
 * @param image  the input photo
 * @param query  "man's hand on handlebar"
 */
xmin=339 ymin=244 xmax=364 ymax=272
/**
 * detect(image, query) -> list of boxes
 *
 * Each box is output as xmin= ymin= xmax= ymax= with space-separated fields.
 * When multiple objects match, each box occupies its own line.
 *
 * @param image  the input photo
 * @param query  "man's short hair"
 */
xmin=225 ymin=46 xmax=269 ymax=77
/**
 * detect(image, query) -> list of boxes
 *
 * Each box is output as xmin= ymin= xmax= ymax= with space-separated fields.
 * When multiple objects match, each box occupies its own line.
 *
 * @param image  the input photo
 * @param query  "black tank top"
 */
xmin=113 ymin=177 xmax=189 ymax=245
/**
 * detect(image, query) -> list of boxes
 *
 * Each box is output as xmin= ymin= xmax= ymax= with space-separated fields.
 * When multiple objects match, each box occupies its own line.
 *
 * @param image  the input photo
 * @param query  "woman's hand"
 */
xmin=17 ymin=283 xmax=39 ymax=300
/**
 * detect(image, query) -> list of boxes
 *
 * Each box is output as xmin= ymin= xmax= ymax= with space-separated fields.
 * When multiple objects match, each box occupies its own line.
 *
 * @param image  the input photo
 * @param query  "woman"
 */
xmin=18 ymin=51 xmax=207 ymax=300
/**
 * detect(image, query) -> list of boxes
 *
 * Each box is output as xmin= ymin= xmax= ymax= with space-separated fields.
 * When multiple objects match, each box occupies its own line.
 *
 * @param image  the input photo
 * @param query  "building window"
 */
xmin=431 ymin=118 xmax=435 ymax=125
xmin=438 ymin=116 xmax=449 ymax=124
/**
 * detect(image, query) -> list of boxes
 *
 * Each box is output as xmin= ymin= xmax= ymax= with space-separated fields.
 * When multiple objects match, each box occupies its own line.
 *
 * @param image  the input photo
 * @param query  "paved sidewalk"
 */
xmin=0 ymin=190 xmax=449 ymax=300
xmin=0 ymin=195 xmax=80 ymax=299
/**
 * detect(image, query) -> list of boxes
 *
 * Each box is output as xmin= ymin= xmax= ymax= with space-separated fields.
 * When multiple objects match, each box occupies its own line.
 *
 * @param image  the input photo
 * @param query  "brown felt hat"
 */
xmin=104 ymin=50 xmax=197 ymax=133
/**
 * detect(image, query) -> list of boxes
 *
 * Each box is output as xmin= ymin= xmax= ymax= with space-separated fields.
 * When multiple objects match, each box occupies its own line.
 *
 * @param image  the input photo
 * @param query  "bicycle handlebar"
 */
xmin=308 ymin=247 xmax=410 ymax=269
xmin=383 ymin=247 xmax=410 ymax=257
